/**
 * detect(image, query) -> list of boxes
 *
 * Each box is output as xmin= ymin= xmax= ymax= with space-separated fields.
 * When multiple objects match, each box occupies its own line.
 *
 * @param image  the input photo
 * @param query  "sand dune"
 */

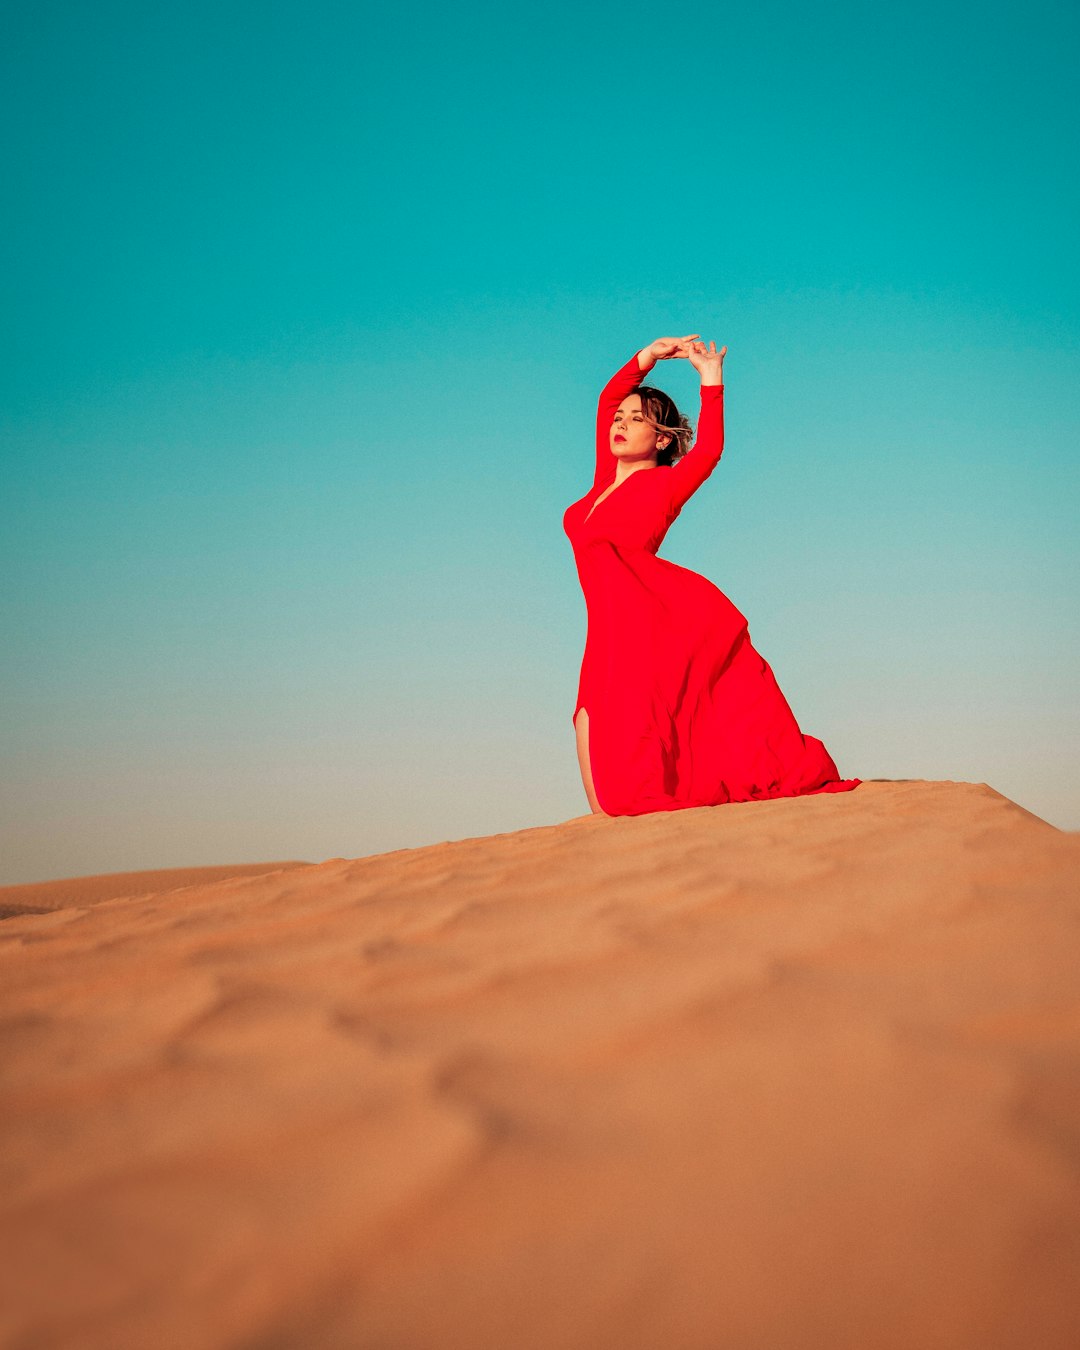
xmin=1 ymin=781 xmax=1078 ymax=1349
xmin=0 ymin=860 xmax=313 ymax=918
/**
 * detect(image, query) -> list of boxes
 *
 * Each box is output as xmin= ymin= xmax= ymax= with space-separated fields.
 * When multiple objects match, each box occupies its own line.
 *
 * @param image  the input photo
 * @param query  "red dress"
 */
xmin=563 ymin=352 xmax=861 ymax=816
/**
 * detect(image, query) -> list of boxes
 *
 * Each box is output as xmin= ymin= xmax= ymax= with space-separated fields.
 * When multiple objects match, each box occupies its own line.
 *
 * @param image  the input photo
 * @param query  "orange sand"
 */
xmin=0 ymin=860 xmax=312 ymax=918
xmin=1 ymin=781 xmax=1078 ymax=1349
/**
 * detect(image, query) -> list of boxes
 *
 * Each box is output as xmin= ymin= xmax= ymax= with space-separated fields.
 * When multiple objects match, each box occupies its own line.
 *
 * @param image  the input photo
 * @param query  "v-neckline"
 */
xmin=583 ymin=469 xmax=650 ymax=525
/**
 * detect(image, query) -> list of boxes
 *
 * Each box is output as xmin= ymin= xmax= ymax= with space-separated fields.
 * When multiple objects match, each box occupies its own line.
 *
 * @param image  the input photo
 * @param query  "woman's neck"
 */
xmin=613 ymin=460 xmax=657 ymax=485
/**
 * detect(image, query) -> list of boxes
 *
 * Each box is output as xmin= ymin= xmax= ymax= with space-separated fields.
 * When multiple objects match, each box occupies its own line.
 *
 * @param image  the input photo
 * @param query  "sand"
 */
xmin=1 ymin=780 xmax=1078 ymax=1349
xmin=0 ymin=861 xmax=313 ymax=919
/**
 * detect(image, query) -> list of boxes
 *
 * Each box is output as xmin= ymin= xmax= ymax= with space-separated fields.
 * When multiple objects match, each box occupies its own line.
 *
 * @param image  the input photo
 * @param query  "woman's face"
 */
xmin=611 ymin=395 xmax=669 ymax=463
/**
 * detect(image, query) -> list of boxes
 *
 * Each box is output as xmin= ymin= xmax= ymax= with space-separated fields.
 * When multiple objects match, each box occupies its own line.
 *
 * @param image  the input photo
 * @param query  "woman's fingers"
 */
xmin=662 ymin=334 xmax=704 ymax=360
xmin=679 ymin=337 xmax=727 ymax=365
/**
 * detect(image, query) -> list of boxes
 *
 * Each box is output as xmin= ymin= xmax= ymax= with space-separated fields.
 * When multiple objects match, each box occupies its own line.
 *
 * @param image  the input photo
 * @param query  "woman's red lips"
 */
xmin=614 ymin=434 xmax=626 ymax=442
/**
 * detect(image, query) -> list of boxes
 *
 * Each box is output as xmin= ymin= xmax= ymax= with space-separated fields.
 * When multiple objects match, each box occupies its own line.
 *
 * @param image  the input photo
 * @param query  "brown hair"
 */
xmin=631 ymin=384 xmax=693 ymax=467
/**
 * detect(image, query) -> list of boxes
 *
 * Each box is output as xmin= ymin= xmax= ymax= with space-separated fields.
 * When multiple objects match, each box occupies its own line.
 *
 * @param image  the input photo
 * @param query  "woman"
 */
xmin=563 ymin=334 xmax=861 ymax=816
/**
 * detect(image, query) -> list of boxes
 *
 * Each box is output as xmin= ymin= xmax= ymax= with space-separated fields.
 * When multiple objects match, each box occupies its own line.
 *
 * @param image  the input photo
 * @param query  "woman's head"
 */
xmin=611 ymin=388 xmax=693 ymax=468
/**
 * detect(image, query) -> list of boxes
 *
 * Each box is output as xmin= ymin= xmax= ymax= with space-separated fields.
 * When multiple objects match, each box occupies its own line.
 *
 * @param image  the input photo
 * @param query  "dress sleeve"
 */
xmin=593 ymin=352 xmax=647 ymax=490
xmin=665 ymin=384 xmax=725 ymax=513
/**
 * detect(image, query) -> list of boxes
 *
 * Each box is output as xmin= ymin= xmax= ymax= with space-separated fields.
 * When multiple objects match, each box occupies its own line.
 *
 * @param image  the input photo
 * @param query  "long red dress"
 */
xmin=563 ymin=351 xmax=861 ymax=816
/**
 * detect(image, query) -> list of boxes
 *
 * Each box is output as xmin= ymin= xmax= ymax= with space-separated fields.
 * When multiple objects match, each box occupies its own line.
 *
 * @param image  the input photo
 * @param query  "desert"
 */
xmin=2 ymin=779 xmax=1079 ymax=1349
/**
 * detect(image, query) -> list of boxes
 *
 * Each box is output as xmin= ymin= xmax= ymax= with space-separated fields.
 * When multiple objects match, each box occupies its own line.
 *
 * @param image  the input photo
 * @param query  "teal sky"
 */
xmin=3 ymin=0 xmax=1078 ymax=883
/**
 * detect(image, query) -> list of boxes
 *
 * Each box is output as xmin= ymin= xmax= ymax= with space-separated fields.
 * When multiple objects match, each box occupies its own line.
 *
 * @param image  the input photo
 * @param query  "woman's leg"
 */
xmin=573 ymin=707 xmax=606 ymax=815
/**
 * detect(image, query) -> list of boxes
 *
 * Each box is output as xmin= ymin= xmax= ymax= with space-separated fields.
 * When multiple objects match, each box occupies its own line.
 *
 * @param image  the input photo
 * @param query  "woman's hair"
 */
xmin=632 ymin=384 xmax=693 ymax=467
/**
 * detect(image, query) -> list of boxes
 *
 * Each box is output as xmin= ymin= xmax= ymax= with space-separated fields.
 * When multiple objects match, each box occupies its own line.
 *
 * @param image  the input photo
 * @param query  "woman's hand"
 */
xmin=637 ymin=334 xmax=700 ymax=372
xmin=646 ymin=334 xmax=700 ymax=361
xmin=686 ymin=339 xmax=727 ymax=386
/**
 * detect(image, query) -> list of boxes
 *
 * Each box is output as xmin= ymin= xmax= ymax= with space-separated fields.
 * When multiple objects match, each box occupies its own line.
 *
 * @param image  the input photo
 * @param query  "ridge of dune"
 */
xmin=1 ymin=779 xmax=1078 ymax=1350
xmin=0 ymin=860 xmax=313 ymax=918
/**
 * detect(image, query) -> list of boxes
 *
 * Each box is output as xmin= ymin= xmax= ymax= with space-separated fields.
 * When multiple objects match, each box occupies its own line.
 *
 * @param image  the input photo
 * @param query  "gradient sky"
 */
xmin=3 ymin=0 xmax=1078 ymax=883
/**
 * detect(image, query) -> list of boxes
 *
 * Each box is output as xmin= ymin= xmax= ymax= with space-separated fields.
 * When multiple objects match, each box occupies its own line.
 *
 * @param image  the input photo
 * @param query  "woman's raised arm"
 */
xmin=592 ymin=336 xmax=701 ymax=490
xmin=665 ymin=340 xmax=727 ymax=513
xmin=592 ymin=352 xmax=648 ymax=490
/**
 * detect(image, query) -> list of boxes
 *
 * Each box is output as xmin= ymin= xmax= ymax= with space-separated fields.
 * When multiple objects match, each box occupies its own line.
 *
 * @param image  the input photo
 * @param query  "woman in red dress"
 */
xmin=563 ymin=334 xmax=861 ymax=816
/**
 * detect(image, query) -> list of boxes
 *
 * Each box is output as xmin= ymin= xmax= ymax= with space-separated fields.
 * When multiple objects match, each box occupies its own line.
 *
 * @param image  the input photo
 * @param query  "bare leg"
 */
xmin=574 ymin=707 xmax=607 ymax=815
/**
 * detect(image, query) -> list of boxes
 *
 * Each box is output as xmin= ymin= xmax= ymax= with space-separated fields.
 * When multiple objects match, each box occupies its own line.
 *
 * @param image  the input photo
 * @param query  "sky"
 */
xmin=2 ymin=0 xmax=1078 ymax=884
